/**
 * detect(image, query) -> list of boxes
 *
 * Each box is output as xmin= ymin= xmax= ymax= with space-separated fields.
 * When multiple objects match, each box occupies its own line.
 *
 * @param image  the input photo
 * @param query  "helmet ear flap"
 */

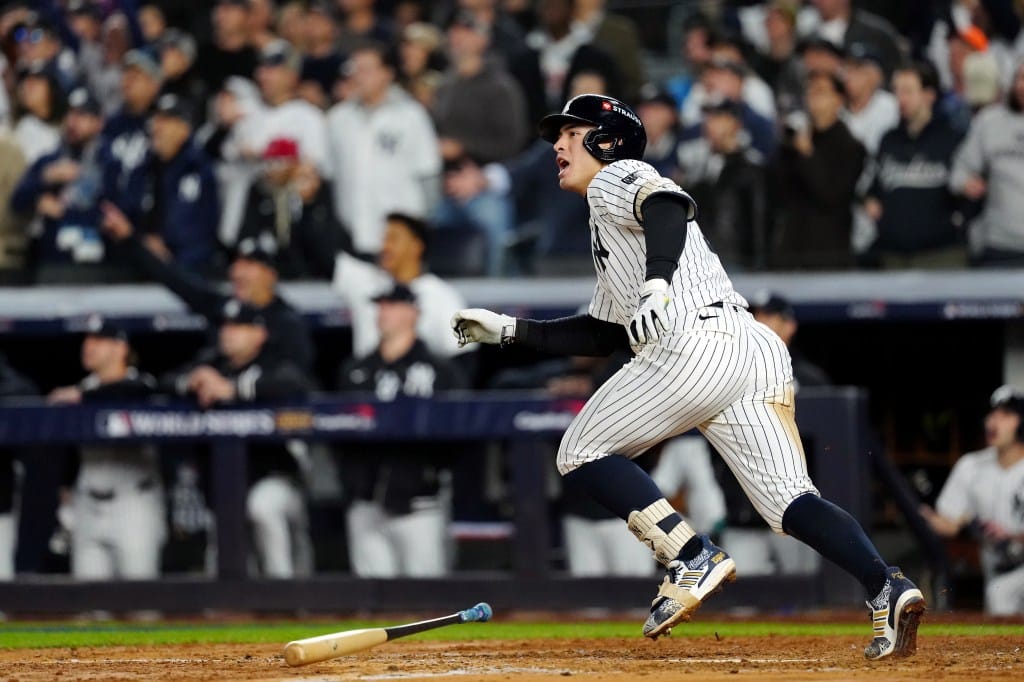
xmin=583 ymin=129 xmax=619 ymax=163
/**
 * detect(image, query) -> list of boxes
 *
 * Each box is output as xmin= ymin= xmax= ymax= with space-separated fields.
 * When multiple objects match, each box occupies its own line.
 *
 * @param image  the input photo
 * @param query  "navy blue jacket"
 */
xmin=869 ymin=115 xmax=965 ymax=253
xmin=98 ymin=108 xmax=151 ymax=209
xmin=10 ymin=142 xmax=104 ymax=266
xmin=119 ymin=138 xmax=220 ymax=271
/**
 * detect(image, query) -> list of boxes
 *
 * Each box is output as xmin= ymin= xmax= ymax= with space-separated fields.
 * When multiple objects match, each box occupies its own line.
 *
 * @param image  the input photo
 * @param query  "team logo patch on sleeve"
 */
xmin=621 ymin=171 xmax=640 ymax=185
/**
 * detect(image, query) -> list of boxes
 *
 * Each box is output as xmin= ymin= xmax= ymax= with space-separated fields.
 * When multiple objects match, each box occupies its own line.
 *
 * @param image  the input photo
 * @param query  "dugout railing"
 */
xmin=0 ymin=388 xmax=945 ymax=615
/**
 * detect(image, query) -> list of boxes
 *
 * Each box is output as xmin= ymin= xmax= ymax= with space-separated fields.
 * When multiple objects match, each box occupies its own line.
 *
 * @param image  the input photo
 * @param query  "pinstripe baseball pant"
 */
xmin=556 ymin=302 xmax=819 ymax=533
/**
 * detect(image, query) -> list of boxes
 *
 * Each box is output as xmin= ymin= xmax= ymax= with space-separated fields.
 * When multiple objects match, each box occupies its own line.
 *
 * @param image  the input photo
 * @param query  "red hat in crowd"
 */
xmin=262 ymin=137 xmax=299 ymax=161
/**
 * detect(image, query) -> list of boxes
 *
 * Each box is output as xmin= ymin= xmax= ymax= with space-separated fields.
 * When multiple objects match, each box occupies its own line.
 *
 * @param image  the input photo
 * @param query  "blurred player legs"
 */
xmin=562 ymin=515 xmax=656 ymax=576
xmin=246 ymin=473 xmax=313 ymax=578
xmin=71 ymin=484 xmax=166 ymax=579
xmin=0 ymin=513 xmax=13 ymax=579
xmin=346 ymin=498 xmax=448 ymax=577
xmin=720 ymin=528 xmax=820 ymax=576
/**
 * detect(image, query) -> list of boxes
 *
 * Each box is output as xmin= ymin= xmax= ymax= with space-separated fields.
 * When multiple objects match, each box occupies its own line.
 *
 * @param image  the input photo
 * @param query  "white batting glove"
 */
xmin=451 ymin=308 xmax=517 ymax=348
xmin=628 ymin=278 xmax=671 ymax=348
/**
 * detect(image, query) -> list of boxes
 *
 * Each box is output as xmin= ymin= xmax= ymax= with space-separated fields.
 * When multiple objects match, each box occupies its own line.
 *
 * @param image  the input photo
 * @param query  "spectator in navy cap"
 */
xmin=9 ymin=84 xmax=112 ymax=284
xmin=842 ymin=42 xmax=898 ymax=157
xmin=97 ymin=92 xmax=219 ymax=276
xmin=96 ymin=47 xmax=164 ymax=221
xmin=159 ymin=28 xmax=206 ymax=120
xmin=636 ymin=88 xmax=681 ymax=177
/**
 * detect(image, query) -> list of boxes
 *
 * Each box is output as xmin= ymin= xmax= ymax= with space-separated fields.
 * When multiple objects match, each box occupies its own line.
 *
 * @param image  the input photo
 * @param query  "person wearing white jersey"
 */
xmin=921 ymin=386 xmax=1024 ymax=615
xmin=452 ymin=94 xmax=925 ymax=659
xmin=327 ymin=42 xmax=441 ymax=256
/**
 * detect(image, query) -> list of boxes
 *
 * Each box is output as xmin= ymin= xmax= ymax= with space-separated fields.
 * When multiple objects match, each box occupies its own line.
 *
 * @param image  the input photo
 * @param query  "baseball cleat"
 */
xmin=643 ymin=535 xmax=736 ymax=639
xmin=863 ymin=566 xmax=926 ymax=660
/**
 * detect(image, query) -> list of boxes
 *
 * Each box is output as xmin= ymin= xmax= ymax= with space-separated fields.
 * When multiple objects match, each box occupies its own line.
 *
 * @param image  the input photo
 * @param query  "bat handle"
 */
xmin=460 ymin=602 xmax=493 ymax=623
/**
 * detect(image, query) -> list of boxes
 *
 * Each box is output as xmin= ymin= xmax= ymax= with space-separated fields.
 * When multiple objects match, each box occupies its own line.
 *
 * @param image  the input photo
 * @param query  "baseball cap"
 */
xmin=233 ymin=233 xmax=279 ymax=267
xmin=152 ymin=93 xmax=195 ymax=124
xmin=748 ymin=290 xmax=795 ymax=319
xmin=991 ymin=384 xmax=1024 ymax=410
xmin=262 ymin=137 xmax=300 ymax=161
xmin=67 ymin=86 xmax=101 ymax=116
xmin=701 ymin=94 xmax=743 ymax=119
xmin=123 ymin=48 xmax=163 ymax=80
xmin=220 ymin=299 xmax=267 ymax=326
xmin=307 ymin=0 xmax=335 ymax=17
xmin=637 ymin=86 xmax=678 ymax=110
xmin=955 ymin=25 xmax=989 ymax=52
xmin=259 ymin=39 xmax=301 ymax=71
xmin=447 ymin=8 xmax=488 ymax=33
xmin=67 ymin=0 xmax=102 ymax=19
xmin=846 ymin=42 xmax=884 ymax=71
xmin=159 ymin=28 xmax=197 ymax=63
xmin=371 ymin=283 xmax=417 ymax=305
xmin=705 ymin=56 xmax=746 ymax=78
xmin=84 ymin=314 xmax=129 ymax=341
xmin=798 ymin=36 xmax=846 ymax=60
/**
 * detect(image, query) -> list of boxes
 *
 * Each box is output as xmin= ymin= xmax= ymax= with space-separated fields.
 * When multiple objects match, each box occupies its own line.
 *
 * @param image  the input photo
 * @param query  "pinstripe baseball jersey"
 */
xmin=586 ymin=159 xmax=748 ymax=327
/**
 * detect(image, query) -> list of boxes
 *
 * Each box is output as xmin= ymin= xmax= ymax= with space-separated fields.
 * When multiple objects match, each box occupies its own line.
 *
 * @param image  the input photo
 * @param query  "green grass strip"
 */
xmin=0 ymin=621 xmax=1022 ymax=650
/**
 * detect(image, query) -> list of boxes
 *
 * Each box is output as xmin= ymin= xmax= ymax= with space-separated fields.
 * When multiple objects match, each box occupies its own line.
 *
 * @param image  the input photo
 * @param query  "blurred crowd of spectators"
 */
xmin=0 ymin=1 xmax=1020 ymax=594
xmin=0 ymin=0 xmax=1022 ymax=285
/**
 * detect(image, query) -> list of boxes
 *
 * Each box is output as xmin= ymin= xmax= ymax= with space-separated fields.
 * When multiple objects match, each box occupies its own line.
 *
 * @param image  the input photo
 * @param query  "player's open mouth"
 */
xmin=557 ymin=157 xmax=570 ymax=177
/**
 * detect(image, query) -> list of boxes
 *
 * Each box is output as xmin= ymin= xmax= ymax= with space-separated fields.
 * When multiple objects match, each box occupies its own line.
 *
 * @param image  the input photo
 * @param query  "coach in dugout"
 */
xmin=336 ymin=284 xmax=468 ymax=577
xmin=100 ymin=205 xmax=312 ymax=372
xmin=48 ymin=316 xmax=165 ymax=581
xmin=162 ymin=300 xmax=315 ymax=578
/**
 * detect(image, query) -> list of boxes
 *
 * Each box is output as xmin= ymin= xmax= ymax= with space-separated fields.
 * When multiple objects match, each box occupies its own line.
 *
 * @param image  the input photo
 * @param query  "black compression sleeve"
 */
xmin=514 ymin=314 xmax=631 ymax=357
xmin=641 ymin=193 xmax=693 ymax=282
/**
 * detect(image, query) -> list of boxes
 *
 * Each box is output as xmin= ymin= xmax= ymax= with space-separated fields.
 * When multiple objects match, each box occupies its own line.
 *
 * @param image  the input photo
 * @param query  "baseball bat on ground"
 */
xmin=283 ymin=602 xmax=493 ymax=666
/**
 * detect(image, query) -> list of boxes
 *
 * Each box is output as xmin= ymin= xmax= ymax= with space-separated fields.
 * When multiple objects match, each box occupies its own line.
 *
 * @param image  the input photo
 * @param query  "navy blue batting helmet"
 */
xmin=538 ymin=94 xmax=646 ymax=163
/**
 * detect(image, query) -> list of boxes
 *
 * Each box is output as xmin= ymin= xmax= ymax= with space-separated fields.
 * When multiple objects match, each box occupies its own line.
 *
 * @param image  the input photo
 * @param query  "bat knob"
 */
xmin=283 ymin=642 xmax=307 ymax=666
xmin=462 ymin=602 xmax=493 ymax=623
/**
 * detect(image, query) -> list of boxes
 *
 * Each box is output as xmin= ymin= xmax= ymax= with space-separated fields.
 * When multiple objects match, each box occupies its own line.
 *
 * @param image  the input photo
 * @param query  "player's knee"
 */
xmin=555 ymin=437 xmax=604 ymax=476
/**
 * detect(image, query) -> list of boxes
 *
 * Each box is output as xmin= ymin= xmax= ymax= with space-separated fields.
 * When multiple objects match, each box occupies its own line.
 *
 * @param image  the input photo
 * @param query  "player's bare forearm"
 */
xmin=515 ymin=314 xmax=630 ymax=357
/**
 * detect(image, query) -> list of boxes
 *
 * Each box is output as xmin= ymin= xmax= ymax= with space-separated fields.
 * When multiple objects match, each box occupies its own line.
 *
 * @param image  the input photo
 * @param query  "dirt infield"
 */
xmin=1 ymin=634 xmax=1021 ymax=681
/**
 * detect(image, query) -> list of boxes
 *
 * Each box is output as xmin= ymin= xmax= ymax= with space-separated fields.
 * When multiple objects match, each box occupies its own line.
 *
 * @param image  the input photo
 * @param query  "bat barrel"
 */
xmin=284 ymin=628 xmax=389 ymax=666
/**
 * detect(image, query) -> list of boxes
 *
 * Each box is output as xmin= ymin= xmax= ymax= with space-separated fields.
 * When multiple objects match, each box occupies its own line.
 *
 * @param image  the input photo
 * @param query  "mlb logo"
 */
xmin=99 ymin=411 xmax=132 ymax=438
xmin=602 ymin=100 xmax=612 ymax=110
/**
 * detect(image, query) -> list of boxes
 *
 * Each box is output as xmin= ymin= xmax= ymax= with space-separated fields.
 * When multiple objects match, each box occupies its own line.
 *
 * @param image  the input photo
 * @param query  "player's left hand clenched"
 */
xmin=628 ymin=278 xmax=671 ymax=348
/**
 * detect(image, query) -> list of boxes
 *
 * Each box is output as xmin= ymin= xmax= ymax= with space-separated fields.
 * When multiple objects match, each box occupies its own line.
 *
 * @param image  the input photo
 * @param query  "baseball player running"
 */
xmin=453 ymin=94 xmax=925 ymax=659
